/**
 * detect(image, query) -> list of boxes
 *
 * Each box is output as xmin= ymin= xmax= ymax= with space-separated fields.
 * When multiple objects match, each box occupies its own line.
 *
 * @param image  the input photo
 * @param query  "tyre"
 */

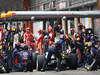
xmin=32 ymin=53 xmax=39 ymax=69
xmin=37 ymin=55 xmax=45 ymax=71
xmin=0 ymin=61 xmax=9 ymax=73
xmin=69 ymin=53 xmax=78 ymax=69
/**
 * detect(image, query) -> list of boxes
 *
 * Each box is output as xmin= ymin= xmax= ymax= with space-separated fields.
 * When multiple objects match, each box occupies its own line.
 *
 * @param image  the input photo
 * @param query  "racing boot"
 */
xmin=41 ymin=68 xmax=45 ymax=72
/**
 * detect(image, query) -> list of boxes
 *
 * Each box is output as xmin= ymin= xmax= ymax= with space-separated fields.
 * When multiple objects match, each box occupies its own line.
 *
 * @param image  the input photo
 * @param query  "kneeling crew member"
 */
xmin=41 ymin=42 xmax=62 ymax=72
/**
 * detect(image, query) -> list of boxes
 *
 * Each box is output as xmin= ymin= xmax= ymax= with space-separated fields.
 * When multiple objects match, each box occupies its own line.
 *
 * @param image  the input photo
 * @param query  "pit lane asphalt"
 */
xmin=1 ymin=68 xmax=100 ymax=75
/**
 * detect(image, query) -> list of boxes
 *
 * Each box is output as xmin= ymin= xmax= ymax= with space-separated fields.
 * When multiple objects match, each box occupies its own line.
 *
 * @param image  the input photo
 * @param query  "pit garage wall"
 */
xmin=80 ymin=18 xmax=92 ymax=29
xmin=79 ymin=5 xmax=96 ymax=29
xmin=94 ymin=18 xmax=100 ymax=41
xmin=33 ymin=21 xmax=43 ymax=38
xmin=94 ymin=0 xmax=100 ymax=41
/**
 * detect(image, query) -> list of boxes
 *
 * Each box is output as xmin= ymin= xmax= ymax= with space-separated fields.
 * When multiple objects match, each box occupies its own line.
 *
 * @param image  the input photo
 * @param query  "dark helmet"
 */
xmin=23 ymin=45 xmax=29 ymax=50
xmin=55 ymin=41 xmax=61 ymax=50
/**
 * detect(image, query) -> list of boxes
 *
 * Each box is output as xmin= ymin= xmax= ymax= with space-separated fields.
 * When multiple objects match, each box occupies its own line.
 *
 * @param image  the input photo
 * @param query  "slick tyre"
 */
xmin=37 ymin=55 xmax=45 ymax=71
xmin=32 ymin=53 xmax=39 ymax=69
xmin=69 ymin=53 xmax=78 ymax=69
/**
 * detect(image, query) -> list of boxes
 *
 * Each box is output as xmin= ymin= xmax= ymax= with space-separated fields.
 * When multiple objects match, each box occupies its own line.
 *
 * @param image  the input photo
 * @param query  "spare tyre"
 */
xmin=32 ymin=52 xmax=39 ymax=69
xmin=37 ymin=55 xmax=45 ymax=71
xmin=69 ymin=53 xmax=78 ymax=69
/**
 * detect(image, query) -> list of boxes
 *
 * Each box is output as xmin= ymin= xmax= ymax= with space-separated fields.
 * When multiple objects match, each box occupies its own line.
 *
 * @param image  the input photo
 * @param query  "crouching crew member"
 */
xmin=41 ymin=42 xmax=62 ymax=72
